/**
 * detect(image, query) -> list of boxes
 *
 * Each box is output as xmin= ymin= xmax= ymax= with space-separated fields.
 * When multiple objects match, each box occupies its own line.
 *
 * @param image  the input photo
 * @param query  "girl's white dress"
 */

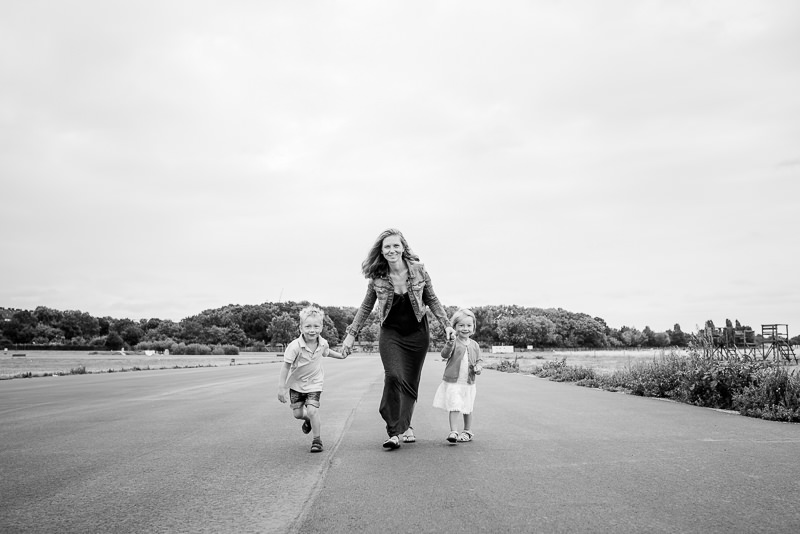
xmin=432 ymin=345 xmax=477 ymax=414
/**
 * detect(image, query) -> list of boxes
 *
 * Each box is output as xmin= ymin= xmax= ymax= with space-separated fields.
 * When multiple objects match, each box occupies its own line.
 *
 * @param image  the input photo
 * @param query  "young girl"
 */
xmin=432 ymin=308 xmax=483 ymax=443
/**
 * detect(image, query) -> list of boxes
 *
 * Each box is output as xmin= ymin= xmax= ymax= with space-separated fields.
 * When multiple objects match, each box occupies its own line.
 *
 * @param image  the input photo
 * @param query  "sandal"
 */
xmin=458 ymin=430 xmax=474 ymax=442
xmin=310 ymin=437 xmax=323 ymax=453
xmin=382 ymin=436 xmax=401 ymax=449
xmin=301 ymin=419 xmax=311 ymax=434
xmin=447 ymin=431 xmax=459 ymax=443
xmin=401 ymin=427 xmax=416 ymax=443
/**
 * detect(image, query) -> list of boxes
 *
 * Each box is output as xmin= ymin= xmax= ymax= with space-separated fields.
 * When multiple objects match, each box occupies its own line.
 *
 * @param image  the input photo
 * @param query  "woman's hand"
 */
xmin=445 ymin=326 xmax=455 ymax=341
xmin=342 ymin=333 xmax=355 ymax=356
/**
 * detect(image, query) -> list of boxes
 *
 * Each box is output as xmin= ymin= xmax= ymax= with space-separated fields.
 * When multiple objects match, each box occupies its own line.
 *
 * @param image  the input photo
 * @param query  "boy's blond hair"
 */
xmin=449 ymin=308 xmax=476 ymax=329
xmin=299 ymin=305 xmax=325 ymax=324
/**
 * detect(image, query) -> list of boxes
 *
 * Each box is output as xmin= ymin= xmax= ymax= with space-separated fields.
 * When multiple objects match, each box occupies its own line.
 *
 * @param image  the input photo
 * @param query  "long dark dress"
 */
xmin=378 ymin=292 xmax=429 ymax=437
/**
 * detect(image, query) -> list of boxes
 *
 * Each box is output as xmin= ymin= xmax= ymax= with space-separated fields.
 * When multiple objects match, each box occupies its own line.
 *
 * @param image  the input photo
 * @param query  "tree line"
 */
xmin=0 ymin=302 xmax=697 ymax=351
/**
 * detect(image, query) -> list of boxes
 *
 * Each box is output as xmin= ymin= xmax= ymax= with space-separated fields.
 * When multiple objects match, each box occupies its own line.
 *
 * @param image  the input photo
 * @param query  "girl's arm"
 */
xmin=441 ymin=339 xmax=455 ymax=360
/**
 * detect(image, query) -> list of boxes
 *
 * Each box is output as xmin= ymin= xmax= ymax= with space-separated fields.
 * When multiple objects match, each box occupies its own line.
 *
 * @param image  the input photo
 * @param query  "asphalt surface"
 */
xmin=2 ymin=355 xmax=800 ymax=533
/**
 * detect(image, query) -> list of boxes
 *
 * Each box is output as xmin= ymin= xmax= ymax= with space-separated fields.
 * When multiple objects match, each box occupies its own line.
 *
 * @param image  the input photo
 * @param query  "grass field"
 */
xmin=1 ymin=348 xmax=692 ymax=379
xmin=0 ymin=350 xmax=283 ymax=379
xmin=6 ymin=347 xmax=794 ymax=381
xmin=0 ymin=350 xmax=688 ymax=379
xmin=481 ymin=348 xmax=693 ymax=375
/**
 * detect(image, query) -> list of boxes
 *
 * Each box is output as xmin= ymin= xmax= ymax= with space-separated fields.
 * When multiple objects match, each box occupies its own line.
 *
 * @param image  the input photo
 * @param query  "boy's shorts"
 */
xmin=290 ymin=389 xmax=321 ymax=409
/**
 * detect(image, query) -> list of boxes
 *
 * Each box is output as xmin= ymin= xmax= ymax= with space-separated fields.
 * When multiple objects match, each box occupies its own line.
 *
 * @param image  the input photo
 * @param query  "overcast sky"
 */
xmin=2 ymin=1 xmax=798 ymax=334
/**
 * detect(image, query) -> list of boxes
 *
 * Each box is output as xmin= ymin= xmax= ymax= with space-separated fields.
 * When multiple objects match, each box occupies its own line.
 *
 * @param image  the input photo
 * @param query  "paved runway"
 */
xmin=2 ymin=355 xmax=799 ymax=533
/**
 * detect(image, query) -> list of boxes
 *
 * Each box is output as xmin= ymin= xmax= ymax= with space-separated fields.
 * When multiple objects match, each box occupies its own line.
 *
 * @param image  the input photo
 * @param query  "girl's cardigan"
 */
xmin=440 ymin=338 xmax=482 ymax=385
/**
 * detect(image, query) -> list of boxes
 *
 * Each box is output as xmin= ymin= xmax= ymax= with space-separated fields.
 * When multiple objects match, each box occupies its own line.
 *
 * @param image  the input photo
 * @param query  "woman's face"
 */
xmin=381 ymin=234 xmax=404 ymax=265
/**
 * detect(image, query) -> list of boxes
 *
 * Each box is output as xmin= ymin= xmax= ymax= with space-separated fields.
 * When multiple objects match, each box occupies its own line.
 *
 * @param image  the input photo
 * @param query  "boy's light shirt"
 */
xmin=283 ymin=335 xmax=330 ymax=393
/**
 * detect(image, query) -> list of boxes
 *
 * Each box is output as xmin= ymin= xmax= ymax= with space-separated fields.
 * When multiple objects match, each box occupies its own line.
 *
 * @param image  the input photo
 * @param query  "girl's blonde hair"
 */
xmin=361 ymin=228 xmax=420 ymax=279
xmin=450 ymin=308 xmax=476 ymax=329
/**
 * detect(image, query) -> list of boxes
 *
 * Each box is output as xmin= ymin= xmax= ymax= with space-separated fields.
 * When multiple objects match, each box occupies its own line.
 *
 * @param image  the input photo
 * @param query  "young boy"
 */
xmin=277 ymin=305 xmax=346 ymax=452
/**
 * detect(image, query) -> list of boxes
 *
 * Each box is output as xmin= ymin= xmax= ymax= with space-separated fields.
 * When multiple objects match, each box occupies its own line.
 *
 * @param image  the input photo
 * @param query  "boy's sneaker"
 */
xmin=301 ymin=420 xmax=311 ymax=434
xmin=310 ymin=437 xmax=323 ymax=453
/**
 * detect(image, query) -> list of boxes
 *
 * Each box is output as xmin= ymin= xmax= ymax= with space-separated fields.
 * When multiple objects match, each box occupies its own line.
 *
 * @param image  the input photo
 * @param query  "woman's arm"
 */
xmin=420 ymin=270 xmax=455 ymax=339
xmin=342 ymin=280 xmax=378 ymax=352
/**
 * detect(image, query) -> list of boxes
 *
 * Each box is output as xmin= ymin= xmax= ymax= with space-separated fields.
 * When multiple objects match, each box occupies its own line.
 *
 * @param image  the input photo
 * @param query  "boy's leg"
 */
xmin=306 ymin=391 xmax=322 ymax=438
xmin=289 ymin=390 xmax=308 ymax=419
xmin=290 ymin=389 xmax=312 ymax=433
xmin=307 ymin=405 xmax=321 ymax=438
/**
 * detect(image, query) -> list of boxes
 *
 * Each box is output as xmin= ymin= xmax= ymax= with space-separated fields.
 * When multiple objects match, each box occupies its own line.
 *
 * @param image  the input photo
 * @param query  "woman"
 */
xmin=342 ymin=228 xmax=455 ymax=449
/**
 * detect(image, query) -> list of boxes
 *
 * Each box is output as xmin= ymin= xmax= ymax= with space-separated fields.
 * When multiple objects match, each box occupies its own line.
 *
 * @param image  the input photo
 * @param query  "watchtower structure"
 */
xmin=760 ymin=324 xmax=797 ymax=363
xmin=701 ymin=323 xmax=759 ymax=360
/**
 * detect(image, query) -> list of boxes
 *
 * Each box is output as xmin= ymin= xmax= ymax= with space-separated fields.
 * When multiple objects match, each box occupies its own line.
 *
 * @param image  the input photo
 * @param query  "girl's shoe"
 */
xmin=458 ymin=430 xmax=474 ymax=442
xmin=310 ymin=437 xmax=323 ymax=453
xmin=301 ymin=420 xmax=311 ymax=434
xmin=447 ymin=431 xmax=459 ymax=443
xmin=383 ymin=435 xmax=401 ymax=449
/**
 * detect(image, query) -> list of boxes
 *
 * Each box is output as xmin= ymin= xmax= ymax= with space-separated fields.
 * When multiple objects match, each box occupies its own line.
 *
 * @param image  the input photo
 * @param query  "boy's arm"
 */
xmin=277 ymin=362 xmax=291 ymax=403
xmin=326 ymin=348 xmax=346 ymax=359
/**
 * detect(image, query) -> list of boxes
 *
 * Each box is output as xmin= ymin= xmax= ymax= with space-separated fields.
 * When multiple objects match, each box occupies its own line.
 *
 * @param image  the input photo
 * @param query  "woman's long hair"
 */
xmin=361 ymin=228 xmax=420 ymax=279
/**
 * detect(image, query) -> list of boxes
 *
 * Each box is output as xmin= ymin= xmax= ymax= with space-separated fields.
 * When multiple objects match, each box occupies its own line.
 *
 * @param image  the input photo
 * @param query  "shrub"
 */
xmin=733 ymin=367 xmax=800 ymax=422
xmin=532 ymin=358 xmax=597 ymax=382
xmin=607 ymin=353 xmax=688 ymax=398
xmin=575 ymin=377 xmax=602 ymax=388
xmin=680 ymin=358 xmax=759 ymax=409
xmin=486 ymin=359 xmax=519 ymax=373
xmin=70 ymin=366 xmax=87 ymax=375
xmin=210 ymin=344 xmax=240 ymax=355
xmin=169 ymin=342 xmax=212 ymax=355
xmin=105 ymin=332 xmax=124 ymax=351
xmin=185 ymin=343 xmax=212 ymax=355
xmin=89 ymin=336 xmax=107 ymax=348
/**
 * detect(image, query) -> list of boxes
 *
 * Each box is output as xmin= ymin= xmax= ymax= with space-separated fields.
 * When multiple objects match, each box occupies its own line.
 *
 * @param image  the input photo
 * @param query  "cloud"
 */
xmin=1 ymin=1 xmax=799 ymax=334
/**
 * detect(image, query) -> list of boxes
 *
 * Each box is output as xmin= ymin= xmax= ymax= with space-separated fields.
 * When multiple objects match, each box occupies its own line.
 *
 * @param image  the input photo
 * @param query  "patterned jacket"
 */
xmin=345 ymin=260 xmax=450 ymax=338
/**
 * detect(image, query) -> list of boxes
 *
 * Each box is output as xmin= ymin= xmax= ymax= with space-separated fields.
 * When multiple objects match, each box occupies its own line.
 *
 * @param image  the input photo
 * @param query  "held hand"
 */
xmin=342 ymin=333 xmax=355 ymax=356
xmin=278 ymin=390 xmax=287 ymax=403
xmin=445 ymin=326 xmax=456 ymax=341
